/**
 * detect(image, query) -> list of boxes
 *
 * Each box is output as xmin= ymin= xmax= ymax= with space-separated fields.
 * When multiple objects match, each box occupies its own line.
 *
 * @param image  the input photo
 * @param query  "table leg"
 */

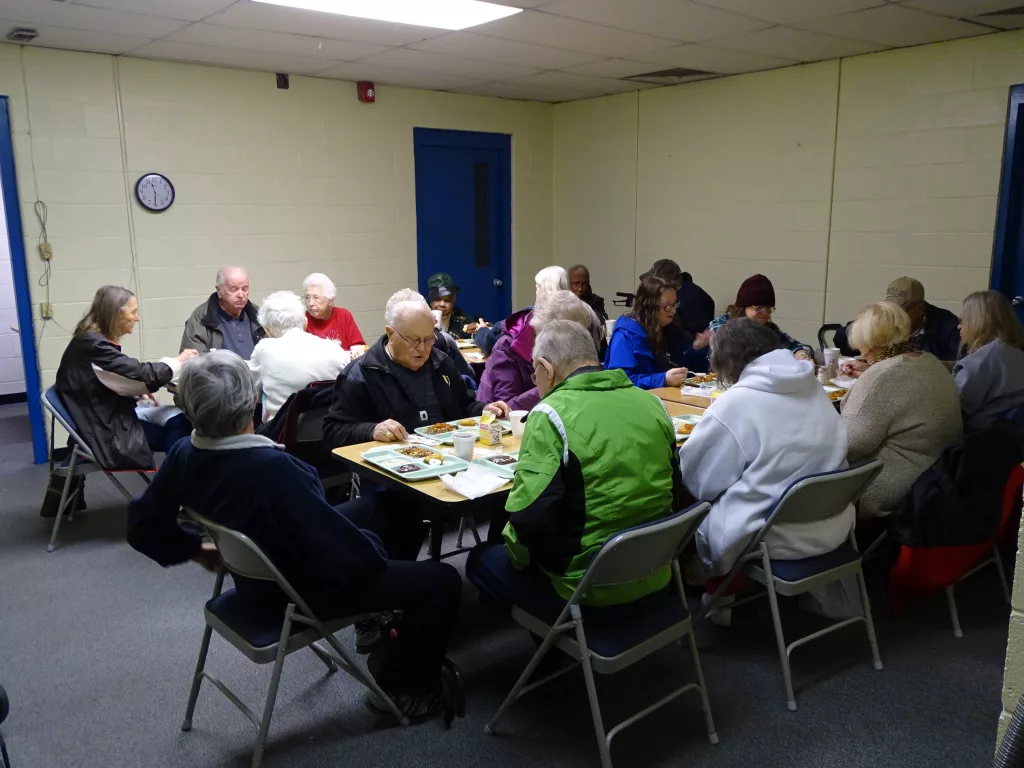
xmin=430 ymin=513 xmax=446 ymax=560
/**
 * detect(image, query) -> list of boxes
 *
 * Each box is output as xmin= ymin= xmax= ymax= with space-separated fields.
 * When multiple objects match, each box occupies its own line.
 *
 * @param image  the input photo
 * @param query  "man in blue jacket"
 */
xmin=127 ymin=351 xmax=461 ymax=722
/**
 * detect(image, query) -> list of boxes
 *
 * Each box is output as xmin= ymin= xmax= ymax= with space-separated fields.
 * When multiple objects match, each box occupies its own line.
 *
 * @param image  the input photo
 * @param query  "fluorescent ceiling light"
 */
xmin=251 ymin=0 xmax=522 ymax=30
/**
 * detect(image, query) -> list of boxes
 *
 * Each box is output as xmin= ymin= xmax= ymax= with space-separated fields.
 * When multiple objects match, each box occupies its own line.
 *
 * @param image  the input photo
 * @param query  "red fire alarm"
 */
xmin=357 ymin=81 xmax=375 ymax=103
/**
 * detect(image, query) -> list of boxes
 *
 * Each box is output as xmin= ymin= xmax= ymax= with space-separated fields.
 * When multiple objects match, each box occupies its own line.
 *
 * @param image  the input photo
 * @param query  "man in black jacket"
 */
xmin=568 ymin=264 xmax=609 ymax=325
xmin=324 ymin=298 xmax=510 ymax=448
xmin=180 ymin=266 xmax=265 ymax=359
xmin=642 ymin=259 xmax=715 ymax=340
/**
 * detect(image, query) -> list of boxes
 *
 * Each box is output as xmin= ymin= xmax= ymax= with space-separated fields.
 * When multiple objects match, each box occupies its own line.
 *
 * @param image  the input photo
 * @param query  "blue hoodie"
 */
xmin=605 ymin=316 xmax=710 ymax=390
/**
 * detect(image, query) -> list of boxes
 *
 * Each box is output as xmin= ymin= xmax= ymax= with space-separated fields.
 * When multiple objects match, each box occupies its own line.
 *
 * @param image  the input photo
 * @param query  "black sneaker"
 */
xmin=366 ymin=690 xmax=444 ymax=722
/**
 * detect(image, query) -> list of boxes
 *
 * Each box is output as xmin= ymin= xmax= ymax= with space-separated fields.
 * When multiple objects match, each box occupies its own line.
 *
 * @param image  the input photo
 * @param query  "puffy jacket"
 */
xmin=477 ymin=308 xmax=540 ymax=411
xmin=180 ymin=293 xmax=265 ymax=355
xmin=503 ymin=367 xmax=682 ymax=605
xmin=55 ymin=332 xmax=177 ymax=470
xmin=605 ymin=315 xmax=709 ymax=390
xmin=323 ymin=336 xmax=485 ymax=447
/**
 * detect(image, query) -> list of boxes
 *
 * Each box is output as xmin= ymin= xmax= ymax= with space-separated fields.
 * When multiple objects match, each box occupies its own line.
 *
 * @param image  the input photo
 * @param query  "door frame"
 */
xmin=412 ymin=127 xmax=513 ymax=319
xmin=0 ymin=96 xmax=46 ymax=463
xmin=991 ymin=84 xmax=1024 ymax=298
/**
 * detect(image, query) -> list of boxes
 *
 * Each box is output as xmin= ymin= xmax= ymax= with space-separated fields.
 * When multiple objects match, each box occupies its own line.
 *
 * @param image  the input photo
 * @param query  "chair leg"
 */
xmin=47 ymin=452 xmax=79 ymax=553
xmin=251 ymin=608 xmax=294 ymax=768
xmin=685 ymin=629 xmax=719 ymax=745
xmin=456 ymin=517 xmax=467 ymax=549
xmin=945 ymin=585 xmax=963 ymax=639
xmin=104 ymin=473 xmax=134 ymax=501
xmin=993 ymin=546 xmax=1012 ymax=605
xmin=309 ymin=642 xmax=338 ymax=674
xmin=762 ymin=549 xmax=797 ymax=711
xmin=349 ymin=475 xmax=360 ymax=501
xmin=182 ymin=624 xmax=214 ymax=731
xmin=485 ymin=623 xmax=564 ymax=735
xmin=570 ymin=606 xmax=613 ymax=768
xmin=855 ymin=568 xmax=883 ymax=671
xmin=320 ymin=633 xmax=409 ymax=726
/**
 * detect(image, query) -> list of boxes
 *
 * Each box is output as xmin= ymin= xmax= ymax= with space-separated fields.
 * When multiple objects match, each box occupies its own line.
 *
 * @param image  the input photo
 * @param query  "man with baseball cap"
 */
xmin=426 ymin=272 xmax=486 ymax=340
xmin=834 ymin=277 xmax=961 ymax=361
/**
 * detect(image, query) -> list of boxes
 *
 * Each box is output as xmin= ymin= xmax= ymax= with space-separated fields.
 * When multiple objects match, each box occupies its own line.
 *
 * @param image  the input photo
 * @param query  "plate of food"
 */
xmin=673 ymin=414 xmax=703 ymax=442
xmin=825 ymin=387 xmax=847 ymax=402
xmin=360 ymin=448 xmax=470 ymax=481
xmin=685 ymin=373 xmax=716 ymax=386
xmin=472 ymin=451 xmax=520 ymax=480
xmin=455 ymin=339 xmax=476 ymax=349
xmin=414 ymin=418 xmax=512 ymax=443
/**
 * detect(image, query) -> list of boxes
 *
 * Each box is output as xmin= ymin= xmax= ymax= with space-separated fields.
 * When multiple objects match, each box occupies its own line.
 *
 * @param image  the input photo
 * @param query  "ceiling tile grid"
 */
xmin=0 ymin=0 xmax=1016 ymax=101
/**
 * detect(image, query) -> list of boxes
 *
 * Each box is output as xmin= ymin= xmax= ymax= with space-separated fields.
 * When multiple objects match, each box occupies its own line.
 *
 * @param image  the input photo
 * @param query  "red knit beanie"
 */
xmin=735 ymin=274 xmax=775 ymax=308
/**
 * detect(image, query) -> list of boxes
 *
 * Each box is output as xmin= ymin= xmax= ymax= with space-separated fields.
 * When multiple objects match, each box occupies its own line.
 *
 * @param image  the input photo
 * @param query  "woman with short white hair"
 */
xmin=535 ymin=266 xmax=569 ymax=300
xmin=302 ymin=272 xmax=365 ymax=350
xmin=841 ymin=301 xmax=962 ymax=516
xmin=249 ymin=290 xmax=351 ymax=420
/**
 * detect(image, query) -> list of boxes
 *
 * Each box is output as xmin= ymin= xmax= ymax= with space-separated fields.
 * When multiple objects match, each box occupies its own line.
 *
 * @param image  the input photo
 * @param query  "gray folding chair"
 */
xmin=485 ymin=502 xmax=717 ymax=768
xmin=182 ymin=509 xmax=407 ymax=768
xmin=40 ymin=386 xmax=153 ymax=552
xmin=699 ymin=460 xmax=884 ymax=711
xmin=293 ymin=406 xmax=354 ymax=497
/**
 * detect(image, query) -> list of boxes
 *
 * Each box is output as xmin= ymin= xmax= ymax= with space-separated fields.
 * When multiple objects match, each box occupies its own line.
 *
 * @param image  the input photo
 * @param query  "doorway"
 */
xmin=992 ymin=84 xmax=1024 ymax=321
xmin=413 ymin=128 xmax=512 ymax=322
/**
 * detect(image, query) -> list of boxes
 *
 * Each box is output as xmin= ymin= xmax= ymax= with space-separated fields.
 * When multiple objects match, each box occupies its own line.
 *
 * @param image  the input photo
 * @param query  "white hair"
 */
xmin=216 ymin=265 xmax=248 ymax=288
xmin=302 ymin=272 xmax=337 ymax=300
xmin=535 ymin=266 xmax=569 ymax=298
xmin=531 ymin=290 xmax=603 ymax=356
xmin=384 ymin=295 xmax=432 ymax=328
xmin=533 ymin=320 xmax=600 ymax=378
xmin=386 ymin=288 xmax=429 ymax=315
xmin=178 ymin=350 xmax=258 ymax=438
xmin=257 ymin=291 xmax=307 ymax=337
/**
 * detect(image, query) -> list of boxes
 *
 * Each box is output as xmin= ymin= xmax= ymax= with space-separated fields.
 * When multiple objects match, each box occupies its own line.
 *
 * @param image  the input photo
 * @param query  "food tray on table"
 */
xmin=359 ymin=447 xmax=470 ymax=482
xmin=456 ymin=339 xmax=476 ymax=349
xmin=413 ymin=418 xmax=512 ymax=444
xmin=685 ymin=373 xmax=716 ymax=385
xmin=472 ymin=451 xmax=520 ymax=480
xmin=823 ymin=385 xmax=847 ymax=402
xmin=673 ymin=414 xmax=703 ymax=442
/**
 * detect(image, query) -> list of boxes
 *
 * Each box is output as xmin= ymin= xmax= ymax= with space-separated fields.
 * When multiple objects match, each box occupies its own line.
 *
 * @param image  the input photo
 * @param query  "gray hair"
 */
xmin=216 ymin=265 xmax=248 ymax=288
xmin=533 ymin=320 xmax=599 ymax=379
xmin=531 ymin=290 xmax=603 ymax=356
xmin=302 ymin=272 xmax=337 ymax=300
xmin=385 ymin=288 xmax=429 ymax=316
xmin=257 ymin=291 xmax=307 ymax=337
xmin=535 ymin=266 xmax=569 ymax=297
xmin=710 ymin=318 xmax=782 ymax=387
xmin=178 ymin=350 xmax=258 ymax=438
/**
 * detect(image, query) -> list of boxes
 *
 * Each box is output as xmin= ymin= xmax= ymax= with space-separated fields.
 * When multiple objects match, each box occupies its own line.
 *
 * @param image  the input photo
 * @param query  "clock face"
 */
xmin=135 ymin=173 xmax=175 ymax=212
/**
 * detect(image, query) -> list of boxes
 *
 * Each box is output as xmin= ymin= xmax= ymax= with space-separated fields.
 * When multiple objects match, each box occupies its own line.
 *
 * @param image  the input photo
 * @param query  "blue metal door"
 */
xmin=413 ymin=128 xmax=512 ymax=323
xmin=992 ymin=85 xmax=1024 ymax=322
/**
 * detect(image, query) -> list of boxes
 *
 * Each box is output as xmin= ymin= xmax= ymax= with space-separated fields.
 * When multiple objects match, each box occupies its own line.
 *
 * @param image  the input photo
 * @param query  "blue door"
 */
xmin=992 ymin=85 xmax=1024 ymax=322
xmin=413 ymin=128 xmax=512 ymax=323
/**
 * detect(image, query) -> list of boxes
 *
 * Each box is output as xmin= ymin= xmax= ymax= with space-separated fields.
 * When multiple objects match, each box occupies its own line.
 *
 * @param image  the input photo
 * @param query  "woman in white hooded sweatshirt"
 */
xmin=679 ymin=318 xmax=854 ymax=579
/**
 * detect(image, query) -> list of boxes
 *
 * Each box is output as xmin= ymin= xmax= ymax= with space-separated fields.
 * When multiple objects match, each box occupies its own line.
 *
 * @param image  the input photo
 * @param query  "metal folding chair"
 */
xmin=945 ymin=546 xmax=1012 ymax=638
xmin=39 ymin=386 xmax=153 ymax=553
xmin=817 ymin=323 xmax=844 ymax=353
xmin=182 ymin=509 xmax=407 ymax=768
xmin=485 ymin=502 xmax=718 ymax=768
xmin=699 ymin=460 xmax=885 ymax=711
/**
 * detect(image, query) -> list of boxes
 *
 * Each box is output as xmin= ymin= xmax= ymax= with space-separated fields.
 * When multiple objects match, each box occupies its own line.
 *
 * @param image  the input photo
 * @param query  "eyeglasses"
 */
xmin=748 ymin=305 xmax=774 ymax=315
xmin=304 ymin=294 xmax=326 ymax=303
xmin=658 ymin=301 xmax=680 ymax=311
xmin=393 ymin=328 xmax=436 ymax=350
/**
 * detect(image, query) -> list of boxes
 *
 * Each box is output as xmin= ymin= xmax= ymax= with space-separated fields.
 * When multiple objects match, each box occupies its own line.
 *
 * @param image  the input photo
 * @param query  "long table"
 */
xmin=649 ymin=386 xmax=713 ymax=408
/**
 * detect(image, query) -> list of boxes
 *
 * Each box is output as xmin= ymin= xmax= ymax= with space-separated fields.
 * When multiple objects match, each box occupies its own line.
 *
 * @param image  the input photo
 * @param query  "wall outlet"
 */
xmin=40 ymin=302 xmax=53 ymax=319
xmin=39 ymin=242 xmax=52 ymax=260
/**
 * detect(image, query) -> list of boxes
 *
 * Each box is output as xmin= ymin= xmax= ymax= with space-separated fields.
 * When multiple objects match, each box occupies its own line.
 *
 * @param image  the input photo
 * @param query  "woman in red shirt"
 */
xmin=302 ymin=272 xmax=365 ymax=351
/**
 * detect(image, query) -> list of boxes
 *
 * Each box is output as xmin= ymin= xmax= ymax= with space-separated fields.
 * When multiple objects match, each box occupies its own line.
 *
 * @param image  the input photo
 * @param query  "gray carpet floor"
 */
xmin=0 ymin=402 xmax=1009 ymax=767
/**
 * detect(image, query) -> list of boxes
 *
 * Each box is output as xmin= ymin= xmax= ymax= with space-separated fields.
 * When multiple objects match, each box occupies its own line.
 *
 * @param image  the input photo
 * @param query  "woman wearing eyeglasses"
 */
xmin=605 ymin=275 xmax=711 ymax=390
xmin=708 ymin=274 xmax=814 ymax=360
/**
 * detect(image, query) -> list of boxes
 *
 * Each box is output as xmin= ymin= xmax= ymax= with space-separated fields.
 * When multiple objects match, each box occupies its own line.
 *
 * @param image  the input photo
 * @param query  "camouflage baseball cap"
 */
xmin=884 ymin=277 xmax=924 ymax=308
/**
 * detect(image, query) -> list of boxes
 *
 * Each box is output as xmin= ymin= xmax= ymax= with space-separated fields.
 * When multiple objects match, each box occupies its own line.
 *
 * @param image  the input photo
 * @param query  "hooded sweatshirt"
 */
xmin=678 ymin=349 xmax=853 ymax=575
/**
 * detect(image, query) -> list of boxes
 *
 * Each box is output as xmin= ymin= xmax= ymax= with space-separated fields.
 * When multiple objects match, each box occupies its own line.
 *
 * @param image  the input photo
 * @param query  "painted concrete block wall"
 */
xmin=553 ymin=92 xmax=638 ymax=318
xmin=0 ymin=44 xmax=553 ymax=397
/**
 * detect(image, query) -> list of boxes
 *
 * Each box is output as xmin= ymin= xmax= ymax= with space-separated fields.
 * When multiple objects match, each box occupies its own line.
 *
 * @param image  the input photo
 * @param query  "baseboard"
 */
xmin=0 ymin=391 xmax=27 ymax=406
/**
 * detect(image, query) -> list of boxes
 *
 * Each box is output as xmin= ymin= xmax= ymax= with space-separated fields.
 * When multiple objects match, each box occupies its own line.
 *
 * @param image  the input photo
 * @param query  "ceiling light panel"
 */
xmin=251 ymin=0 xmax=522 ymax=30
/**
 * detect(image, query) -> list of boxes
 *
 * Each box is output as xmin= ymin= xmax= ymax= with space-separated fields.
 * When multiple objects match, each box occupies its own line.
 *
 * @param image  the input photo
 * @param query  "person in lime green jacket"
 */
xmin=467 ymin=319 xmax=683 ymax=609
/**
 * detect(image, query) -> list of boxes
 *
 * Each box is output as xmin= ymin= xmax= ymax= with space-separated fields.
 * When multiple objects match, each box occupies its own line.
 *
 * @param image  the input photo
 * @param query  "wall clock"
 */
xmin=135 ymin=173 xmax=175 ymax=212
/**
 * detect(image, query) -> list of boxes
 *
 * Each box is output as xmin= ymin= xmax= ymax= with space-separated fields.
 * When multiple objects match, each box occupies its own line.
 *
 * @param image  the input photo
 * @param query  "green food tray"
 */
xmin=472 ymin=451 xmax=520 ymax=480
xmin=359 ymin=448 xmax=469 ymax=482
xmin=413 ymin=419 xmax=512 ymax=444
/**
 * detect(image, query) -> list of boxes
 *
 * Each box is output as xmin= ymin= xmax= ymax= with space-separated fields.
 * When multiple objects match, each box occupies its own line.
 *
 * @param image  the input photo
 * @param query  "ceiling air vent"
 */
xmin=624 ymin=67 xmax=718 ymax=85
xmin=7 ymin=28 xmax=39 ymax=43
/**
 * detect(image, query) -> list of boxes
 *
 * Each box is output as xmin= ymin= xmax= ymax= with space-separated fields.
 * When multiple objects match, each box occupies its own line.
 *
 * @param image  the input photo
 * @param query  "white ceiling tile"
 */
xmin=164 ymin=22 xmax=387 ymax=60
xmin=0 ymin=0 xmax=189 ymax=37
xmin=201 ymin=2 xmax=449 ymax=46
xmin=542 ymin=0 xmax=769 ymax=42
xmin=629 ymin=43 xmax=798 ymax=74
xmin=457 ymin=81 xmax=598 ymax=102
xmin=708 ymin=26 xmax=888 ymax=61
xmin=410 ymin=31 xmax=603 ymax=69
xmin=483 ymin=0 xmax=554 ymax=7
xmin=66 ymin=0 xmax=236 ymax=22
xmin=312 ymin=62 xmax=487 ymax=90
xmin=353 ymin=48 xmax=542 ymax=80
xmin=902 ymin=0 xmax=1024 ymax=29
xmin=129 ymin=40 xmax=339 ymax=75
xmin=511 ymin=70 xmax=650 ymax=94
xmin=693 ymin=0 xmax=888 ymax=25
xmin=563 ymin=58 xmax=672 ymax=78
xmin=471 ymin=10 xmax=679 ymax=57
xmin=796 ymin=4 xmax=992 ymax=47
xmin=0 ymin=21 xmax=151 ymax=55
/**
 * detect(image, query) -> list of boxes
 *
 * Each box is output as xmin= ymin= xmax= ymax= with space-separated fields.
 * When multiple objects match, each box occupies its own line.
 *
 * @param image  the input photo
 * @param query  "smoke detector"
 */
xmin=7 ymin=28 xmax=39 ymax=43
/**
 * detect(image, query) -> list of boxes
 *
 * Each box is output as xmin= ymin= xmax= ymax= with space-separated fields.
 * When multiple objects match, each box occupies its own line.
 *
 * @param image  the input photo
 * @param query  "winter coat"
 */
xmin=605 ymin=315 xmax=709 ymax=390
xmin=709 ymin=314 xmax=813 ymax=358
xmin=180 ymin=293 xmax=265 ymax=355
xmin=477 ymin=308 xmax=540 ymax=411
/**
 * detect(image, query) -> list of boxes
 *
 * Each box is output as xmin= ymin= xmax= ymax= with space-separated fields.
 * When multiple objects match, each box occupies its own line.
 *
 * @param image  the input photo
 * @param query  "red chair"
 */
xmin=889 ymin=463 xmax=1024 ymax=637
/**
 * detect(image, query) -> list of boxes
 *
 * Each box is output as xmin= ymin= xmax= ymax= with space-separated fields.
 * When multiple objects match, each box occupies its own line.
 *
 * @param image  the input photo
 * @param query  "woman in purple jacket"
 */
xmin=477 ymin=290 xmax=602 ymax=411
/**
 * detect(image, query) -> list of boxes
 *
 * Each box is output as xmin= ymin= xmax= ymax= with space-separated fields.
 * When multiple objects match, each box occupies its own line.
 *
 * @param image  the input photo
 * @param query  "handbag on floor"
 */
xmin=38 ymin=473 xmax=86 ymax=518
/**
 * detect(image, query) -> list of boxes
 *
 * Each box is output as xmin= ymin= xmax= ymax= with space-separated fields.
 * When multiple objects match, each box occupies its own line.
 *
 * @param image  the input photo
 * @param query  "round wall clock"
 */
xmin=135 ymin=173 xmax=175 ymax=212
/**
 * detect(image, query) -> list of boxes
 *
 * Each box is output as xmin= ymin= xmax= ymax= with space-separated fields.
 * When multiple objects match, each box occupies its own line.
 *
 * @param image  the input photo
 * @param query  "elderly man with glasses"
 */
xmin=324 ymin=293 xmax=510 ymax=449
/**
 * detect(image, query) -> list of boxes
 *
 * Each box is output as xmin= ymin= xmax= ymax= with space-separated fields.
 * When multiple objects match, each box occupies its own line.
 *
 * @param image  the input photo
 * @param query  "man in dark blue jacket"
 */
xmin=127 ymin=350 xmax=461 ymax=721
